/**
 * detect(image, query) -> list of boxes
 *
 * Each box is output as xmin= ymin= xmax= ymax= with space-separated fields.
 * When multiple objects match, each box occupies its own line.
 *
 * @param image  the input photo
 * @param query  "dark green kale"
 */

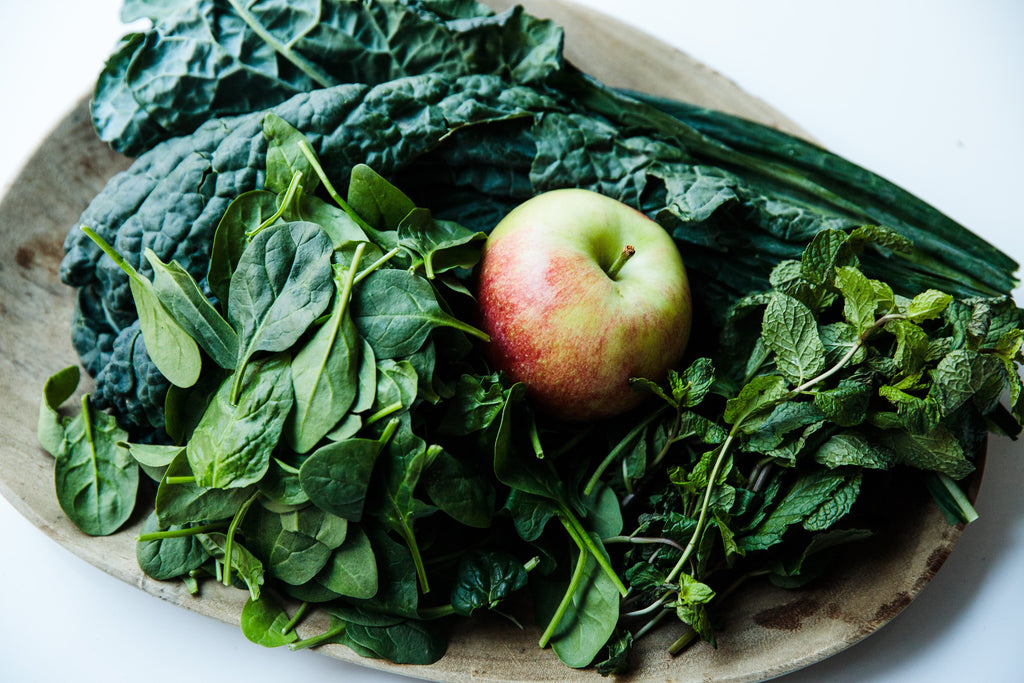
xmin=96 ymin=0 xmax=564 ymax=155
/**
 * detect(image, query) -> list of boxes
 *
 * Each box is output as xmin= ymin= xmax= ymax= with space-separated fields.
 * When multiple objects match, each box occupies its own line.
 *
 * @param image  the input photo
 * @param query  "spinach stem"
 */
xmin=164 ymin=475 xmax=196 ymax=485
xmin=365 ymin=401 xmax=403 ymax=426
xmin=80 ymin=226 xmax=137 ymax=278
xmin=248 ymin=171 xmax=304 ymax=238
xmin=419 ymin=604 xmax=456 ymax=620
xmin=558 ymin=506 xmax=629 ymax=597
xmin=528 ymin=418 xmax=545 ymax=459
xmin=296 ymin=141 xmax=376 ymax=234
xmin=137 ymin=521 xmax=227 ymax=542
xmin=336 ymin=243 xmax=365 ymax=318
xmin=223 ymin=491 xmax=260 ymax=589
xmin=288 ymin=620 xmax=346 ymax=651
xmin=583 ymin=408 xmax=663 ymax=496
xmin=352 ymin=246 xmax=401 ymax=285
xmin=281 ymin=602 xmax=309 ymax=636
xmin=538 ymin=534 xmax=590 ymax=649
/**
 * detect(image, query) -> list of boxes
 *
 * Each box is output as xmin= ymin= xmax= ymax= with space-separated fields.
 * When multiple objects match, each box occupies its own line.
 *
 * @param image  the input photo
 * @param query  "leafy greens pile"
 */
xmin=43 ymin=0 xmax=1024 ymax=674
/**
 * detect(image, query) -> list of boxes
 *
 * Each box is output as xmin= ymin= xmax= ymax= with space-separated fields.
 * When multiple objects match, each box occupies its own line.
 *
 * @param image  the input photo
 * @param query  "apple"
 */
xmin=476 ymin=188 xmax=692 ymax=421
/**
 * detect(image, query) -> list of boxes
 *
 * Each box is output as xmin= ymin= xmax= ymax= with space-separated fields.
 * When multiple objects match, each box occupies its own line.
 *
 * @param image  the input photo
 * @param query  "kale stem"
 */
xmin=137 ymin=521 xmax=227 ymax=542
xmin=352 ymin=246 xmax=401 ymax=285
xmin=558 ymin=506 xmax=629 ymax=597
xmin=223 ymin=491 xmax=260 ymax=589
xmin=538 ymin=537 xmax=590 ymax=649
xmin=281 ymin=602 xmax=308 ymax=636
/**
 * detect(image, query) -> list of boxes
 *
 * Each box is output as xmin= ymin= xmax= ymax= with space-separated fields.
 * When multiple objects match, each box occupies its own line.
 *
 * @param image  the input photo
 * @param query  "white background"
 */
xmin=2 ymin=1 xmax=1023 ymax=681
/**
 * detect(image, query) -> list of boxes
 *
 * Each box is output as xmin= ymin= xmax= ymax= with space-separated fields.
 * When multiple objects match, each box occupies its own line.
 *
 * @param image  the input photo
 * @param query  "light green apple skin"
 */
xmin=477 ymin=189 xmax=692 ymax=421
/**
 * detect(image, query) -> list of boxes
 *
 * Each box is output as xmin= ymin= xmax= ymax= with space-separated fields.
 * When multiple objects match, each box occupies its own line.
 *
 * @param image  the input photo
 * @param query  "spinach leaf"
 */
xmin=51 ymin=392 xmax=139 ymax=537
xmin=315 ymin=524 xmax=379 ymax=599
xmin=246 ymin=505 xmax=348 ymax=586
xmin=369 ymin=421 xmax=441 ymax=592
xmin=82 ymin=226 xmax=202 ymax=389
xmin=450 ymin=551 xmax=528 ymax=616
xmin=38 ymin=365 xmax=81 ymax=457
xmin=198 ymin=532 xmax=266 ymax=600
xmin=227 ymin=220 xmax=334 ymax=389
xmin=299 ymin=423 xmax=395 ymax=522
xmin=241 ymin=593 xmax=299 ymax=647
xmin=344 ymin=620 xmax=447 ymax=665
xmin=187 ymin=354 xmax=294 ymax=489
xmin=286 ymin=260 xmax=362 ymax=454
xmin=208 ymin=190 xmax=279 ymax=305
xmin=155 ymin=451 xmax=256 ymax=526
xmin=144 ymin=248 xmax=239 ymax=369
xmin=534 ymin=533 xmax=621 ymax=669
xmin=136 ymin=512 xmax=210 ymax=581
xmin=352 ymin=268 xmax=489 ymax=359
xmin=397 ymin=208 xmax=486 ymax=279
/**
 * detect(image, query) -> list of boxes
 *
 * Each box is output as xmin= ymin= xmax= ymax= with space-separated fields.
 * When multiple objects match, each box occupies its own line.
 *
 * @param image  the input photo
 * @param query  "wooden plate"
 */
xmin=0 ymin=1 xmax=974 ymax=681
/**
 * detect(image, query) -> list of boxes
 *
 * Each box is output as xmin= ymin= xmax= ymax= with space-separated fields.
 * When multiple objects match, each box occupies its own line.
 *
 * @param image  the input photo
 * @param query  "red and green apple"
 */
xmin=476 ymin=189 xmax=692 ymax=421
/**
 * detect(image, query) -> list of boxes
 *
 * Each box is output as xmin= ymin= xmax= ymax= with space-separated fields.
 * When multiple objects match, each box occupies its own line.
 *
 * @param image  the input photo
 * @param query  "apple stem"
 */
xmin=606 ymin=245 xmax=635 ymax=280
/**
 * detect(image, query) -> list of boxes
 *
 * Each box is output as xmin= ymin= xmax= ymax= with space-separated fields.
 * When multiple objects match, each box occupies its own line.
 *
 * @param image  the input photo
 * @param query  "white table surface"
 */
xmin=2 ymin=2 xmax=1023 ymax=681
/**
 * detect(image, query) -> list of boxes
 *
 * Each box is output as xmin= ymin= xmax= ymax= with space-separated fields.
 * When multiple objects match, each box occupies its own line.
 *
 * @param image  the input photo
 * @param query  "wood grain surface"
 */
xmin=0 ymin=1 xmax=971 ymax=681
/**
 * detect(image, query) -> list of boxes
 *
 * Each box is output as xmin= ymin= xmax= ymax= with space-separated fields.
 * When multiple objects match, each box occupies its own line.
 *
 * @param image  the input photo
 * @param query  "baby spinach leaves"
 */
xmin=38 ymin=366 xmax=139 ymax=536
xmin=45 ymin=119 xmax=530 ymax=670
xmin=81 ymin=227 xmax=202 ymax=389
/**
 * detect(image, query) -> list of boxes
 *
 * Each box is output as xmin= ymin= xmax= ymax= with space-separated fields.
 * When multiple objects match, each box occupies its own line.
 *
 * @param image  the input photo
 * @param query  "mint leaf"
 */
xmin=814 ymin=432 xmax=895 ymax=470
xmin=761 ymin=293 xmax=826 ymax=386
xmin=800 ymin=229 xmax=852 ymax=285
xmin=847 ymin=224 xmax=913 ymax=253
xmin=677 ymin=573 xmax=715 ymax=605
xmin=905 ymin=289 xmax=953 ymax=322
xmin=814 ymin=378 xmax=872 ymax=427
xmin=738 ymin=469 xmax=851 ymax=551
xmin=878 ymin=385 xmax=942 ymax=433
xmin=724 ymin=374 xmax=789 ymax=429
xmin=886 ymin=425 xmax=974 ymax=479
xmin=834 ymin=266 xmax=877 ymax=334
xmin=803 ymin=471 xmax=861 ymax=531
xmin=888 ymin=318 xmax=930 ymax=378
xmin=674 ymin=357 xmax=715 ymax=408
